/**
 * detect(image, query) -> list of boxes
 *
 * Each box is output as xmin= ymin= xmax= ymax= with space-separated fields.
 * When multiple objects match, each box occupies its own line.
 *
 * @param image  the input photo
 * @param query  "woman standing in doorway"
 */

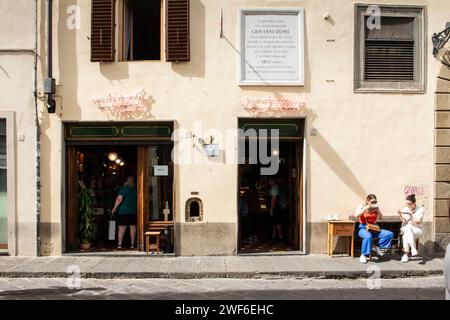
xmin=397 ymin=194 xmax=424 ymax=263
xmin=356 ymin=194 xmax=394 ymax=264
xmin=112 ymin=176 xmax=137 ymax=249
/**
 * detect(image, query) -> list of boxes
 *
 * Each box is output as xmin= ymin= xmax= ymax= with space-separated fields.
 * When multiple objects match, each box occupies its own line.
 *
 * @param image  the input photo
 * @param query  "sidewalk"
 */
xmin=0 ymin=254 xmax=444 ymax=280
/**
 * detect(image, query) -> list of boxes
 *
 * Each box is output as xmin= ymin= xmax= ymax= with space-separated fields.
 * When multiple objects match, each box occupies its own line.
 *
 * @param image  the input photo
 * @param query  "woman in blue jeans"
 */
xmin=356 ymin=194 xmax=394 ymax=264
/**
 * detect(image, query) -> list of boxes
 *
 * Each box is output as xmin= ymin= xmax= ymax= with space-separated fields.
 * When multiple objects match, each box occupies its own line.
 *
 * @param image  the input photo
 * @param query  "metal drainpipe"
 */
xmin=35 ymin=0 xmax=41 ymax=257
xmin=45 ymin=0 xmax=56 ymax=113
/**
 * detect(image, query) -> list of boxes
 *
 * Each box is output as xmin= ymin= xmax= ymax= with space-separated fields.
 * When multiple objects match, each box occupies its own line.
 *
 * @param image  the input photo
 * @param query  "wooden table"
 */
xmin=327 ymin=220 xmax=355 ymax=257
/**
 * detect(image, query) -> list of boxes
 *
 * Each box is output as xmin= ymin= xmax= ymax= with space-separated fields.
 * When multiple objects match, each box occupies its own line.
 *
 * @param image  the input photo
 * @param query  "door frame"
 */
xmin=0 ymin=110 xmax=16 ymax=256
xmin=137 ymin=145 xmax=175 ymax=252
xmin=237 ymin=117 xmax=306 ymax=254
xmin=63 ymin=121 xmax=175 ymax=253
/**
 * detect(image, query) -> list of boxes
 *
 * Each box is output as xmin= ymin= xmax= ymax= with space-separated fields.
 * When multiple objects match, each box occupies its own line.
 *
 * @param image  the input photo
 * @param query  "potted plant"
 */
xmin=77 ymin=182 xmax=97 ymax=250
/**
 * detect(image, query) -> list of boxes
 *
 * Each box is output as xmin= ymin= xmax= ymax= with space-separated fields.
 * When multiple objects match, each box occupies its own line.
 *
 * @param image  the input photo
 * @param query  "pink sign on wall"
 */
xmin=242 ymin=97 xmax=306 ymax=113
xmin=404 ymin=185 xmax=427 ymax=197
xmin=92 ymin=88 xmax=146 ymax=113
xmin=403 ymin=185 xmax=429 ymax=210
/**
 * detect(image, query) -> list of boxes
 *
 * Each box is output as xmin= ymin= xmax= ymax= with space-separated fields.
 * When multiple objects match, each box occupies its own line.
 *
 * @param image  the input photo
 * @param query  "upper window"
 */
xmin=120 ymin=0 xmax=162 ymax=61
xmin=91 ymin=0 xmax=190 ymax=63
xmin=354 ymin=5 xmax=425 ymax=93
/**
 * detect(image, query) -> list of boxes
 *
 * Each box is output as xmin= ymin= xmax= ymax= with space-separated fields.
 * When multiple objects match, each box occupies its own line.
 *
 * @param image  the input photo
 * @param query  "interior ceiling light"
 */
xmin=108 ymin=152 xmax=118 ymax=161
xmin=115 ymin=158 xmax=122 ymax=164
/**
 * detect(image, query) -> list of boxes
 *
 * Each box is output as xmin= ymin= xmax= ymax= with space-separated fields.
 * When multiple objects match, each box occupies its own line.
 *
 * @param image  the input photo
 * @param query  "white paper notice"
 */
xmin=154 ymin=165 xmax=169 ymax=176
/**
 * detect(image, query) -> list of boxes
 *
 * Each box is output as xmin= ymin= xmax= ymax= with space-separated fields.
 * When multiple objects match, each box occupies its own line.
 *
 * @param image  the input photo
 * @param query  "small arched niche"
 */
xmin=185 ymin=197 xmax=203 ymax=222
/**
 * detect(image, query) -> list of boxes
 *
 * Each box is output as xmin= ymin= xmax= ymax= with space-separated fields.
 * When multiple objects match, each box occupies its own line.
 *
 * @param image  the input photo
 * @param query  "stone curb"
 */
xmin=0 ymin=269 xmax=443 ymax=280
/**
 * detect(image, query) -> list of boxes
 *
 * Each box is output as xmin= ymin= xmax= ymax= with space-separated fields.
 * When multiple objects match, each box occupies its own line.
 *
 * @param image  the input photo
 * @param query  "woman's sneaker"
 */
xmin=401 ymin=254 xmax=409 ymax=263
xmin=359 ymin=255 xmax=368 ymax=264
xmin=411 ymin=248 xmax=418 ymax=257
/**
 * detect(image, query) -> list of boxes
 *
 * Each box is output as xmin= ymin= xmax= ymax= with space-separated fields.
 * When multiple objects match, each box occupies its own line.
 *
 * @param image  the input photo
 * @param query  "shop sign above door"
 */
xmin=240 ymin=9 xmax=305 ymax=86
xmin=92 ymin=88 xmax=146 ymax=113
xmin=242 ymin=97 xmax=305 ymax=113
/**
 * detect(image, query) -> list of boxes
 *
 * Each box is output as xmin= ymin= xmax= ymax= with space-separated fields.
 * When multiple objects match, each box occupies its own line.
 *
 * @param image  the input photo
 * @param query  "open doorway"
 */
xmin=64 ymin=122 xmax=175 ymax=254
xmin=0 ymin=119 xmax=7 ymax=253
xmin=238 ymin=119 xmax=304 ymax=254
xmin=67 ymin=145 xmax=138 ymax=252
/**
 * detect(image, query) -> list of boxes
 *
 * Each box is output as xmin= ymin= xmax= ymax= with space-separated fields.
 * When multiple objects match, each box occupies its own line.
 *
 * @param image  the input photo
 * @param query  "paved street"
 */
xmin=0 ymin=276 xmax=445 ymax=300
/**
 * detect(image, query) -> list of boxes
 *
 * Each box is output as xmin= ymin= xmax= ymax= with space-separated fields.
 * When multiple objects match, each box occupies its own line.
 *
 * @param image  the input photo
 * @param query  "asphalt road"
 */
xmin=0 ymin=276 xmax=445 ymax=300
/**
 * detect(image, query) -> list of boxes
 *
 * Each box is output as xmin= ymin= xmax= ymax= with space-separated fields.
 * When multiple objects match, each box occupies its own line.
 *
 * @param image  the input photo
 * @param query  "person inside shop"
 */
xmin=397 ymin=194 xmax=424 ymax=263
xmin=246 ymin=180 xmax=260 ymax=240
xmin=239 ymin=191 xmax=249 ymax=239
xmin=267 ymin=177 xmax=283 ymax=241
xmin=356 ymin=194 xmax=394 ymax=264
xmin=111 ymin=175 xmax=137 ymax=249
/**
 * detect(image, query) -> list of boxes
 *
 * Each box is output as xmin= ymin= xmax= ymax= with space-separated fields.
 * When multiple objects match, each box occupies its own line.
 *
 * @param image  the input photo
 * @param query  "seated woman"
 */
xmin=356 ymin=194 xmax=394 ymax=264
xmin=397 ymin=194 xmax=424 ymax=263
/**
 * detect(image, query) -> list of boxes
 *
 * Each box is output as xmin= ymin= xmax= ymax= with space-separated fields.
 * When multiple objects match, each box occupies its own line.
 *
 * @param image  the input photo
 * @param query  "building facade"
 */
xmin=1 ymin=0 xmax=450 ymax=256
xmin=0 ymin=0 xmax=39 ymax=256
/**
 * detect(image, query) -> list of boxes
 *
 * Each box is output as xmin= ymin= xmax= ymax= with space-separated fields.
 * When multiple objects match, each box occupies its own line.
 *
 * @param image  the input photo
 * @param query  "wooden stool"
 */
xmin=145 ymin=231 xmax=161 ymax=255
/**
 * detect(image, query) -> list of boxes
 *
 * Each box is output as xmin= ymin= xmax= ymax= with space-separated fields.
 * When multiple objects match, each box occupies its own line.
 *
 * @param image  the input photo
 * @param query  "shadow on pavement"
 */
xmin=0 ymin=286 xmax=106 ymax=297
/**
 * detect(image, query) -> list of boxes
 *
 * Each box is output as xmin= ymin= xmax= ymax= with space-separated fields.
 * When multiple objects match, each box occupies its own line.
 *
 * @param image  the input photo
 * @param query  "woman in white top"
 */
xmin=397 ymin=194 xmax=424 ymax=263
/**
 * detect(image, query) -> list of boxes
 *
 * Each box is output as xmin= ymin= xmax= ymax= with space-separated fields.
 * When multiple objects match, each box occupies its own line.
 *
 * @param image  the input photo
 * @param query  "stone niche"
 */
xmin=185 ymin=197 xmax=204 ymax=222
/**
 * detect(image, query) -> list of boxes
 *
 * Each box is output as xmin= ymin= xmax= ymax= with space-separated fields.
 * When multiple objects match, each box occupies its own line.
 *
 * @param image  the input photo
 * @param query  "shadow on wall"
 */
xmin=171 ymin=0 xmax=205 ymax=78
xmin=302 ymin=108 xmax=366 ymax=253
xmin=54 ymin=0 xmax=81 ymax=120
xmin=99 ymin=62 xmax=130 ymax=83
xmin=309 ymin=131 xmax=366 ymax=200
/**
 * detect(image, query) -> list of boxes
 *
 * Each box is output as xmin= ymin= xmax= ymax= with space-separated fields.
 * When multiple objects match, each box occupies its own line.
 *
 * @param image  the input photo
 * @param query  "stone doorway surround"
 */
xmin=435 ymin=48 xmax=450 ymax=251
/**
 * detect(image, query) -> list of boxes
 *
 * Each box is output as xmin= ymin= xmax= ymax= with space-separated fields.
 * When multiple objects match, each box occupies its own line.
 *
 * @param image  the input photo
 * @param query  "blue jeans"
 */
xmin=358 ymin=224 xmax=394 ymax=257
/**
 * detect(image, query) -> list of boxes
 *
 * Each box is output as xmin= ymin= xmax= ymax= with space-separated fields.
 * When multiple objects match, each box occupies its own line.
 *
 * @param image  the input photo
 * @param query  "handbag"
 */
xmin=108 ymin=215 xmax=116 ymax=241
xmin=366 ymin=223 xmax=381 ymax=233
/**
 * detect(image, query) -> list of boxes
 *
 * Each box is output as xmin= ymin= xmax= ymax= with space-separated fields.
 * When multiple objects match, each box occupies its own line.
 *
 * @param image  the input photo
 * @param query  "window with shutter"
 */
xmin=364 ymin=17 xmax=415 ymax=81
xmin=166 ymin=0 xmax=190 ymax=62
xmin=91 ymin=0 xmax=116 ymax=62
xmin=354 ymin=5 xmax=425 ymax=93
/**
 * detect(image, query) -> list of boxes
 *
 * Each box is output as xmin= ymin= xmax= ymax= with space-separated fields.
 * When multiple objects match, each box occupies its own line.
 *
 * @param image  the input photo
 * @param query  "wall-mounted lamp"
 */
xmin=432 ymin=23 xmax=450 ymax=57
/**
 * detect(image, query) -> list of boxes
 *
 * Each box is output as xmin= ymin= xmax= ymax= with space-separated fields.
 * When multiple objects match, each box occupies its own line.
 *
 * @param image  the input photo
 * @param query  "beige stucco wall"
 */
xmin=35 ymin=0 xmax=450 ymax=255
xmin=0 ymin=0 xmax=38 ymax=256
